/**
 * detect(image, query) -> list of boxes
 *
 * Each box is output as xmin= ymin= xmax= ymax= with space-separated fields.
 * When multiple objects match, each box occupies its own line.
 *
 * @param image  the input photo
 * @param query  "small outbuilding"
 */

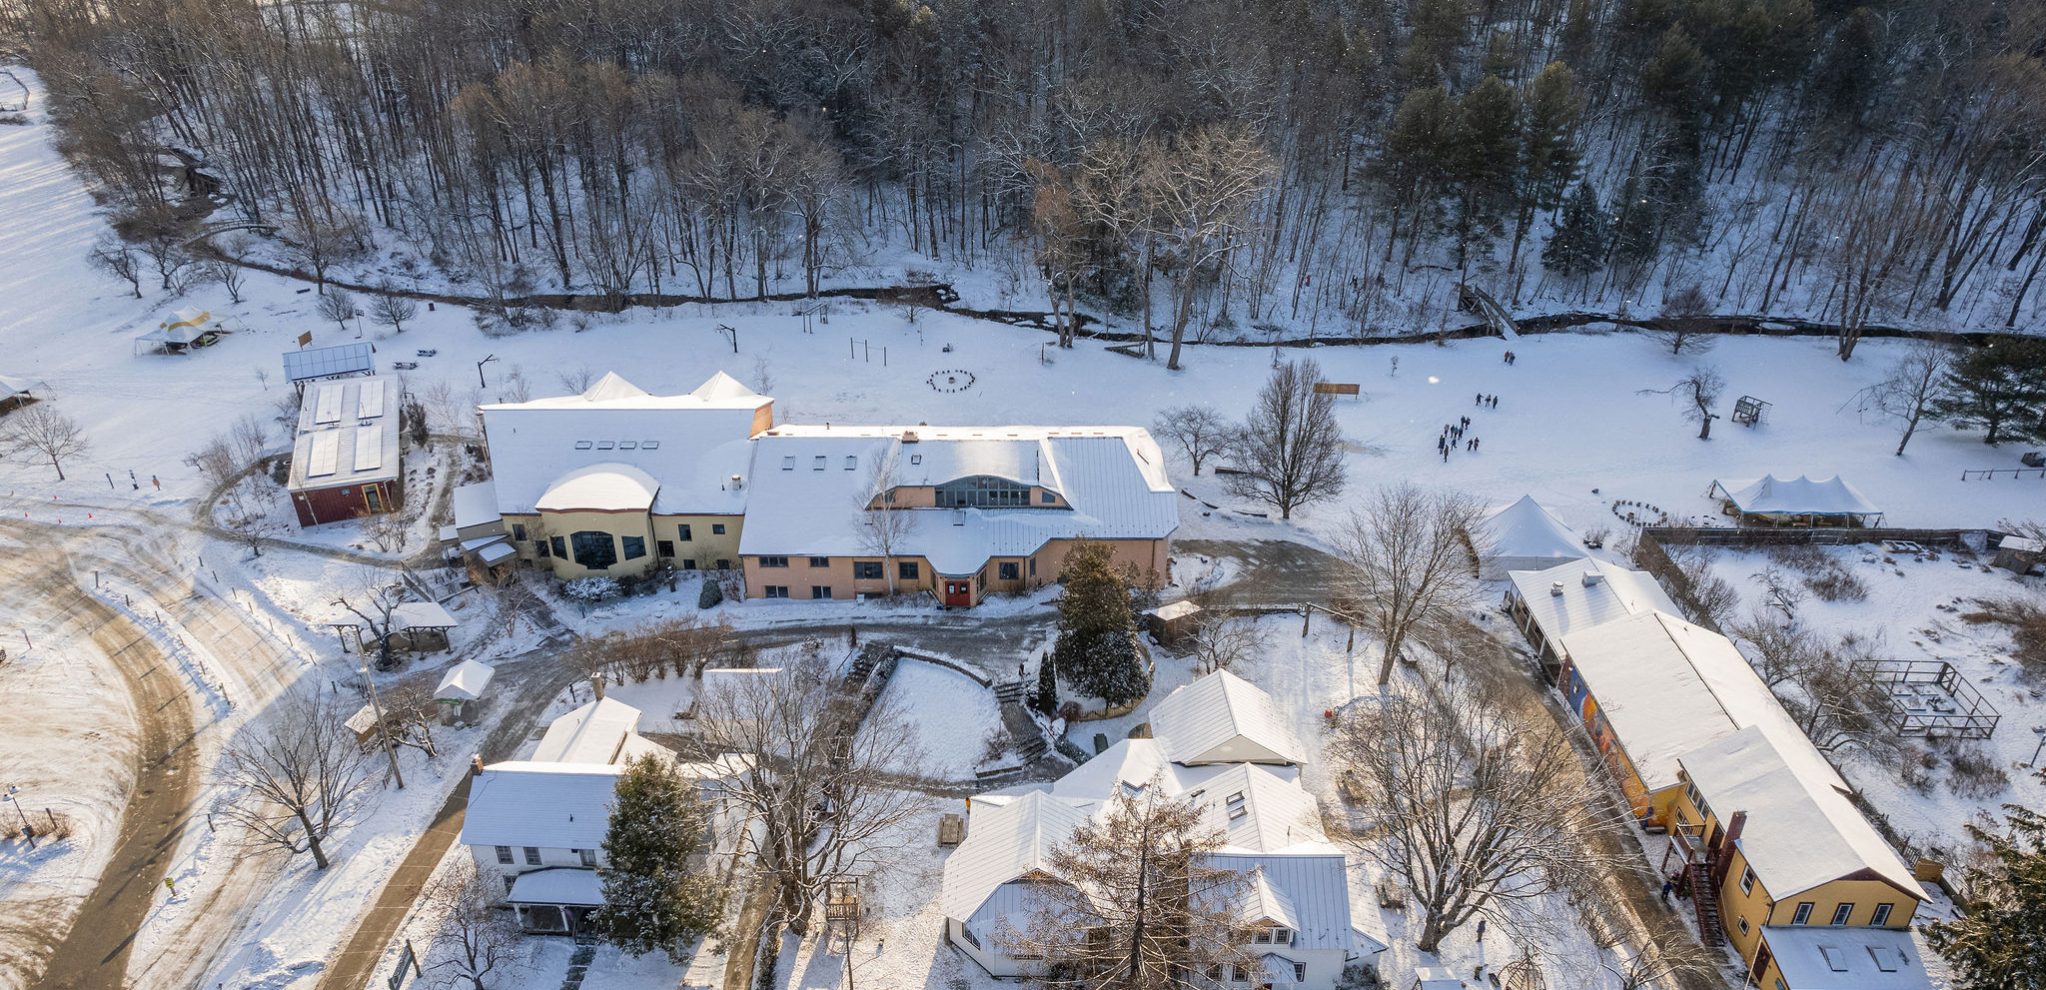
xmin=1993 ymin=534 xmax=2044 ymax=576
xmin=433 ymin=658 xmax=497 ymax=723
xmin=1711 ymin=474 xmax=1882 ymax=527
xmin=387 ymin=600 xmax=458 ymax=652
xmin=0 ymin=375 xmax=34 ymax=415
xmin=1143 ymin=599 xmax=1203 ymax=647
xmin=287 ymin=375 xmax=401 ymax=527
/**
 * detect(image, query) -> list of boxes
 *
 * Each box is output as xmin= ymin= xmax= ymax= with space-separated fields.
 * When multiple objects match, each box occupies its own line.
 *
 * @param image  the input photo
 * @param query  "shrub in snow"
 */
xmin=697 ymin=579 xmax=723 ymax=609
xmin=1052 ymin=543 xmax=1150 ymax=706
xmin=564 ymin=576 xmax=620 ymax=604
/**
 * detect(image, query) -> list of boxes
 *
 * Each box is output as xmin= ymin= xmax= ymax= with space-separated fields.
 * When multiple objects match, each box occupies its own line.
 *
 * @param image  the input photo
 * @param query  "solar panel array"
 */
xmin=282 ymin=342 xmax=375 ymax=383
xmin=306 ymin=431 xmax=341 ymax=477
xmin=354 ymin=424 xmax=385 ymax=472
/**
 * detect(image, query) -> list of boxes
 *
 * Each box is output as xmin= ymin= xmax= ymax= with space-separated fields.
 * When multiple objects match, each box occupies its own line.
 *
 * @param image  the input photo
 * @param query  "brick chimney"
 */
xmin=1711 ymin=811 xmax=1747 ymax=887
xmin=470 ymin=755 xmax=485 ymax=777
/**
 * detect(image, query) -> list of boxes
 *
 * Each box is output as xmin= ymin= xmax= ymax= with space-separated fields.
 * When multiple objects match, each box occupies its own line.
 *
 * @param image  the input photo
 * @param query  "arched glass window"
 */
xmin=571 ymin=531 xmax=617 ymax=570
xmin=935 ymin=475 xmax=1032 ymax=508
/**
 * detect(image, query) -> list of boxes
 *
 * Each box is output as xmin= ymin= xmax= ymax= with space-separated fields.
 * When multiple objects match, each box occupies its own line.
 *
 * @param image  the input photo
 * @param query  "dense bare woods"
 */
xmin=7 ymin=0 xmax=2046 ymax=334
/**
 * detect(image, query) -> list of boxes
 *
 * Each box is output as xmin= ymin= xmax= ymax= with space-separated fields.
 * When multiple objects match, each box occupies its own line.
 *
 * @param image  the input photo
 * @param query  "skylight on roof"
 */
xmin=813 ymin=456 xmax=826 ymax=470
xmin=782 ymin=456 xmax=796 ymax=471
xmin=844 ymin=456 xmax=857 ymax=470
xmin=641 ymin=440 xmax=659 ymax=449
xmin=597 ymin=440 xmax=615 ymax=450
xmin=574 ymin=440 xmax=593 ymax=450
xmin=619 ymin=441 xmax=637 ymax=449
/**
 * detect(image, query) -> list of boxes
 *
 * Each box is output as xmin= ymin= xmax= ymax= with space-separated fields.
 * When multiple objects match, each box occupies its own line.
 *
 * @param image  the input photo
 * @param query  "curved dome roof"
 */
xmin=536 ymin=462 xmax=660 ymax=512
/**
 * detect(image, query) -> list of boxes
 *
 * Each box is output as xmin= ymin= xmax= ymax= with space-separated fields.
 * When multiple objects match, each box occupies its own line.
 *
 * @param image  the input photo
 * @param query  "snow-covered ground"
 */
xmin=873 ymin=659 xmax=1006 ymax=780
xmin=3 ymin=60 xmax=2042 ymax=990
xmin=1701 ymin=544 xmax=2046 ymax=852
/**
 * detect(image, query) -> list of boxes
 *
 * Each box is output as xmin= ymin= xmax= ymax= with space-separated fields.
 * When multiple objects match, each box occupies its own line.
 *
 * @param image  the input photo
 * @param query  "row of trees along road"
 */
xmin=24 ymin=0 xmax=2046 ymax=346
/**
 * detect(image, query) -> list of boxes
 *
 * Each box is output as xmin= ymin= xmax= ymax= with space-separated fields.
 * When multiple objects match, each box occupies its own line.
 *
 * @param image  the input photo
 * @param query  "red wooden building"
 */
xmin=288 ymin=376 xmax=402 ymax=527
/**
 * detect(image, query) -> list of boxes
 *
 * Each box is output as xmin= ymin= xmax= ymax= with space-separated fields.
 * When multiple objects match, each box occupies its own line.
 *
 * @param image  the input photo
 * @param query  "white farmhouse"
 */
xmin=939 ymin=672 xmax=1381 ymax=988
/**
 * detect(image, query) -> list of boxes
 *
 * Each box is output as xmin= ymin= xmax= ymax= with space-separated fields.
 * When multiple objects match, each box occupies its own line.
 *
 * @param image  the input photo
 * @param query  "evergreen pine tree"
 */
xmin=595 ymin=754 xmax=719 ymax=962
xmin=1926 ymin=807 xmax=2046 ymax=988
xmin=1927 ymin=339 xmax=2046 ymax=444
xmin=1051 ymin=543 xmax=1151 ymax=706
xmin=1542 ymin=181 xmax=1608 ymax=279
xmin=1444 ymin=75 xmax=1521 ymax=275
xmin=1033 ymin=652 xmax=1059 ymax=716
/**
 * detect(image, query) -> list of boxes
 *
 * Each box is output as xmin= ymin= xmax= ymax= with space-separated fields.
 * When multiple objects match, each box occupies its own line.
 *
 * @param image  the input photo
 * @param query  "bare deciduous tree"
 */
xmin=853 ymin=448 xmax=910 ymax=595
xmin=0 ymin=403 xmax=90 ymax=480
xmin=1780 ymin=631 xmax=1896 ymax=757
xmin=214 ymin=690 xmax=383 ymax=870
xmin=556 ymin=365 xmax=598 ymax=393
xmin=88 ymin=236 xmax=141 ymax=297
xmin=423 ymin=856 xmax=517 ymax=990
xmin=1642 ymin=366 xmax=1725 ymax=440
xmin=1647 ymin=283 xmax=1716 ymax=354
xmin=1336 ymin=483 xmax=1485 ymax=687
xmin=1850 ymin=340 xmax=1956 ymax=455
xmin=1143 ymin=124 xmax=1274 ymax=370
xmin=1332 ymin=677 xmax=1625 ymax=953
xmin=318 ymin=288 xmax=358 ymax=331
xmin=1152 ymin=404 xmax=1231 ymax=476
xmin=378 ymin=674 xmax=443 ymax=758
xmin=996 ymin=784 xmax=1258 ymax=989
xmin=687 ymin=647 xmax=929 ymax=935
xmin=1225 ymin=358 xmax=1346 ymax=520
xmin=1187 ymin=615 xmax=1269 ymax=676
xmin=368 ymin=282 xmax=419 ymax=333
xmin=1730 ymin=611 xmax=1824 ymax=688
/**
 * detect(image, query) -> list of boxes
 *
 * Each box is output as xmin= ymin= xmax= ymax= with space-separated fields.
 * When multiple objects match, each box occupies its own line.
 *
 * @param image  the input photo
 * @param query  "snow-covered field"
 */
xmin=874 ymin=659 xmax=1006 ymax=780
xmin=2 ymin=61 xmax=2042 ymax=990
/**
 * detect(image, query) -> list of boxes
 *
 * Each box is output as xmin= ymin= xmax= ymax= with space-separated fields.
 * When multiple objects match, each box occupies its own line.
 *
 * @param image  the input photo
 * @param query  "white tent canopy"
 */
xmin=1713 ymin=475 xmax=1881 ymax=523
xmin=1475 ymin=495 xmax=1587 ymax=579
xmin=434 ymin=659 xmax=497 ymax=702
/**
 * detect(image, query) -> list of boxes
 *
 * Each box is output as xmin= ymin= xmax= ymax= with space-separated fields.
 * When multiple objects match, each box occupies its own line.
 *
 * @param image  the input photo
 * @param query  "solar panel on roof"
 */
xmin=354 ymin=423 xmax=385 ymax=472
xmin=306 ymin=431 xmax=341 ymax=477
xmin=282 ymin=342 xmax=376 ymax=383
xmin=314 ymin=385 xmax=344 ymax=424
xmin=357 ymin=382 xmax=385 ymax=419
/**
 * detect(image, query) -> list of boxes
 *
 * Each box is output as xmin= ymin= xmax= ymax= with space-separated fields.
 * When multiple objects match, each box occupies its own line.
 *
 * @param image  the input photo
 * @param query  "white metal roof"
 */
xmin=479 ymin=372 xmax=762 ymax=517
xmin=0 ymin=375 xmax=32 ymax=400
xmin=1507 ymin=558 xmax=1681 ymax=648
xmin=1717 ymin=474 xmax=1880 ymax=517
xmin=390 ymin=600 xmax=457 ymax=631
xmin=460 ymin=762 xmax=622 ymax=850
xmin=1477 ymin=495 xmax=1587 ymax=578
xmin=532 ymin=698 xmax=642 ymax=764
xmin=507 ymin=867 xmax=606 ymax=906
xmin=282 ymin=341 xmax=375 ymax=383
xmin=1189 ymin=763 xmax=1329 ymax=853
xmin=1680 ymin=726 xmax=1920 ymax=902
xmin=452 ymin=481 xmax=500 ymax=531
xmin=1206 ymin=854 xmax=1356 ymax=951
xmin=288 ymin=376 xmax=401 ymax=492
xmin=1148 ymin=670 xmax=1306 ymax=766
xmin=739 ymin=428 xmax=1177 ymax=574
xmin=940 ymin=790 xmax=1089 ymax=920
xmin=535 ymin=462 xmax=660 ymax=513
xmin=433 ymin=659 xmax=496 ymax=701
xmin=1559 ymin=611 xmax=1848 ymax=795
xmin=1761 ymin=924 xmax=1934 ymax=990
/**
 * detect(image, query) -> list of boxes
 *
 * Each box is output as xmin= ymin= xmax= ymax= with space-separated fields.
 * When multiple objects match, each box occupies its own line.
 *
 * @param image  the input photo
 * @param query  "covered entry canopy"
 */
xmin=1712 ymin=475 xmax=1881 ymax=526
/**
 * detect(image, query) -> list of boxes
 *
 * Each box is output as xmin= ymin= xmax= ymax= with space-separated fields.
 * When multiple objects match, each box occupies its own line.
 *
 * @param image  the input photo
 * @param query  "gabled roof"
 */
xmin=1558 ymin=611 xmax=1847 ymax=795
xmin=940 ymin=791 xmax=1089 ymax=920
xmin=1507 ymin=558 xmax=1680 ymax=646
xmin=1717 ymin=475 xmax=1880 ymax=517
xmin=433 ymin=659 xmax=496 ymax=702
xmin=390 ymin=600 xmax=457 ymax=631
xmin=1237 ymin=866 xmax=1301 ymax=929
xmin=1206 ymin=853 xmax=1356 ymax=951
xmin=1188 ymin=763 xmax=1328 ymax=853
xmin=479 ymin=371 xmax=765 ymax=517
xmin=738 ymin=427 xmax=1177 ymax=573
xmin=532 ymin=698 xmax=642 ymax=764
xmin=1148 ymin=670 xmax=1306 ymax=766
xmin=0 ymin=375 xmax=30 ymax=400
xmin=287 ymin=376 xmax=401 ymax=492
xmin=1477 ymin=495 xmax=1586 ymax=575
xmin=452 ymin=481 xmax=500 ymax=531
xmin=460 ymin=762 xmax=622 ymax=849
xmin=1680 ymin=727 xmax=1920 ymax=902
xmin=507 ymin=866 xmax=606 ymax=907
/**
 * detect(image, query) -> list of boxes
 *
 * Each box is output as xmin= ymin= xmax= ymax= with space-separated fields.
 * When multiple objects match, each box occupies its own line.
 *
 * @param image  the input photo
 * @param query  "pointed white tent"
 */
xmin=1476 ymin=495 xmax=1587 ymax=579
xmin=689 ymin=370 xmax=762 ymax=401
xmin=1712 ymin=475 xmax=1881 ymax=525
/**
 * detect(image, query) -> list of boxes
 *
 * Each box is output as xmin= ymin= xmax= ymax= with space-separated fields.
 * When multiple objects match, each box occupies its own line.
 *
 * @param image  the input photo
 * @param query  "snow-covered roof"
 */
xmin=1148 ymin=670 xmax=1306 ymax=766
xmin=2000 ymin=533 xmax=2044 ymax=553
xmin=390 ymin=600 xmax=457 ymax=631
xmin=136 ymin=321 xmax=211 ymax=345
xmin=690 ymin=370 xmax=760 ymax=401
xmin=460 ymin=762 xmax=622 ymax=850
xmin=1507 ymin=558 xmax=1681 ymax=647
xmin=479 ymin=371 xmax=765 ymax=517
xmin=282 ymin=341 xmax=374 ymax=383
xmin=532 ymin=698 xmax=642 ymax=764
xmin=452 ymin=481 xmax=500 ymax=531
xmin=1151 ymin=599 xmax=1202 ymax=621
xmin=433 ymin=659 xmax=496 ymax=702
xmin=738 ymin=427 xmax=1177 ymax=574
xmin=1476 ymin=495 xmax=1586 ymax=578
xmin=1237 ymin=866 xmax=1302 ymax=929
xmin=1207 ymin=854 xmax=1356 ymax=951
xmin=1558 ymin=612 xmax=1848 ymax=795
xmin=1189 ymin=763 xmax=1328 ymax=853
xmin=476 ymin=541 xmax=516 ymax=564
xmin=940 ymin=790 xmax=1088 ymax=920
xmin=535 ymin=462 xmax=660 ymax=513
xmin=1717 ymin=474 xmax=1880 ymax=518
xmin=0 ymin=374 xmax=32 ymax=400
xmin=507 ymin=867 xmax=605 ymax=906
xmin=1760 ymin=924 xmax=1933 ymax=990
xmin=287 ymin=376 xmax=401 ymax=492
xmin=1411 ymin=966 xmax=1467 ymax=989
xmin=1680 ymin=727 xmax=1920 ymax=902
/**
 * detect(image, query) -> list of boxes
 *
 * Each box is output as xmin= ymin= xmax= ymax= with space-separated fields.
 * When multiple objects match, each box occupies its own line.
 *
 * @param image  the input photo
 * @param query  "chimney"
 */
xmin=1711 ymin=810 xmax=1748 ymax=886
xmin=901 ymin=430 xmax=921 ymax=443
xmin=591 ymin=672 xmax=607 ymax=701
xmin=1550 ymin=581 xmax=1565 ymax=597
xmin=470 ymin=755 xmax=485 ymax=777
xmin=730 ymin=473 xmax=744 ymax=491
xmin=1581 ymin=571 xmax=1605 ymax=587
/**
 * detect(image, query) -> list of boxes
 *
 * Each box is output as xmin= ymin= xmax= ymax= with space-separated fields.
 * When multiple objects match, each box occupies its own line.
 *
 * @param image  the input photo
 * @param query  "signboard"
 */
xmin=387 ymin=940 xmax=419 ymax=990
xmin=298 ymin=331 xmax=314 ymax=348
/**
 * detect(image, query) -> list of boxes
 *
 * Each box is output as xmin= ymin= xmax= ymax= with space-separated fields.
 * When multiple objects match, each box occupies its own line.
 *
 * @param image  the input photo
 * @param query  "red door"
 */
xmin=943 ymin=580 xmax=972 ymax=608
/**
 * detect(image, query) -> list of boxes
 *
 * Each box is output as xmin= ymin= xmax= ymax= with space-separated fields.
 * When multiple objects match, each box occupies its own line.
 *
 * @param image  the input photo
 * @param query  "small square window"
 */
xmin=511 ymin=524 xmax=528 ymax=542
xmin=1871 ymin=903 xmax=1894 ymax=926
xmin=1738 ymin=917 xmax=1751 ymax=935
xmin=1830 ymin=903 xmax=1854 ymax=926
xmin=495 ymin=845 xmax=513 ymax=864
xmin=678 ymin=524 xmax=693 ymax=541
xmin=658 ymin=540 xmax=675 ymax=558
xmin=578 ymin=848 xmax=597 ymax=867
xmin=999 ymin=562 xmax=1020 ymax=581
xmin=899 ymin=561 xmax=920 ymax=579
xmin=811 ymin=586 xmax=832 ymax=599
xmin=1792 ymin=902 xmax=1814 ymax=925
xmin=681 ymin=559 xmax=697 ymax=570
xmin=622 ymin=536 xmax=646 ymax=560
xmin=716 ymin=559 xmax=731 ymax=570
xmin=1740 ymin=867 xmax=1756 ymax=894
xmin=712 ymin=523 xmax=726 ymax=535
xmin=761 ymin=556 xmax=789 ymax=568
xmin=765 ymin=585 xmax=789 ymax=598
xmin=523 ymin=847 xmax=541 ymax=866
xmin=910 ymin=454 xmax=922 ymax=464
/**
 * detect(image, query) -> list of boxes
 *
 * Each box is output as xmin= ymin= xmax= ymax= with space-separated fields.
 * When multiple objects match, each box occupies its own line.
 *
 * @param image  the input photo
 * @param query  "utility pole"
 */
xmin=360 ymin=648 xmax=405 ymax=790
xmin=476 ymin=353 xmax=497 ymax=388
